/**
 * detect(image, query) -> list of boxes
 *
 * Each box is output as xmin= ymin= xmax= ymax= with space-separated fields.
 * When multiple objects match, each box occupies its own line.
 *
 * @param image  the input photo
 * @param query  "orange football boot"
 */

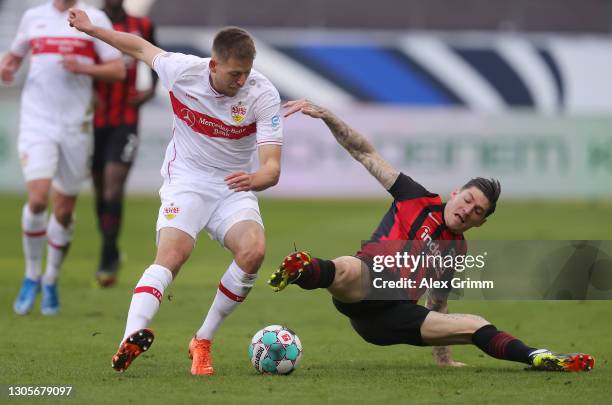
xmin=189 ymin=337 xmax=214 ymax=375
xmin=111 ymin=329 xmax=154 ymax=372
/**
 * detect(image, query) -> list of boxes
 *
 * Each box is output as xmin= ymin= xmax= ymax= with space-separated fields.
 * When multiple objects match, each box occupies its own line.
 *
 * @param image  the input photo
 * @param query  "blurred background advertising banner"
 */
xmin=1 ymin=98 xmax=611 ymax=198
xmin=1 ymin=0 xmax=611 ymax=198
xmin=268 ymin=108 xmax=612 ymax=198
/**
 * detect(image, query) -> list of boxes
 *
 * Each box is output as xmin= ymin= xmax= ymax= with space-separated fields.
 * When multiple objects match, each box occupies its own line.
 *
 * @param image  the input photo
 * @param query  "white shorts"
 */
xmin=156 ymin=181 xmax=263 ymax=246
xmin=18 ymin=129 xmax=92 ymax=196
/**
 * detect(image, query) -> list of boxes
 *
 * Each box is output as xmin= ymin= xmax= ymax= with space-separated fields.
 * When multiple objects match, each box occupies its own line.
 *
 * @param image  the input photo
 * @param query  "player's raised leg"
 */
xmin=191 ymin=220 xmax=263 ymax=376
xmin=269 ymin=251 xmax=368 ymax=303
xmin=420 ymin=311 xmax=594 ymax=371
xmin=112 ymin=227 xmax=190 ymax=372
xmin=14 ymin=179 xmax=51 ymax=315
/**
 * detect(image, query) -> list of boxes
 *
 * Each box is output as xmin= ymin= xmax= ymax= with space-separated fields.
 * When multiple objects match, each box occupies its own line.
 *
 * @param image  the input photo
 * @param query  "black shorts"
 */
xmin=332 ymin=298 xmax=430 ymax=347
xmin=92 ymin=125 xmax=139 ymax=170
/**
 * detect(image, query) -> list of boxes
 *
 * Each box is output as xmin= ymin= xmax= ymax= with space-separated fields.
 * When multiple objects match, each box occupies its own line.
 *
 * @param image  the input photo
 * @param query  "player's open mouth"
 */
xmin=455 ymin=213 xmax=465 ymax=223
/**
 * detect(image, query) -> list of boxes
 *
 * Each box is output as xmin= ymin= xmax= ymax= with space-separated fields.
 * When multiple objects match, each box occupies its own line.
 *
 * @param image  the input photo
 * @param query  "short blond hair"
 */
xmin=212 ymin=26 xmax=256 ymax=62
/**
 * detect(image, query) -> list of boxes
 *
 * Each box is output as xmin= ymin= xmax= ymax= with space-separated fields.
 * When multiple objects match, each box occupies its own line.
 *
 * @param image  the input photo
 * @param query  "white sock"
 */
xmin=43 ymin=215 xmax=73 ymax=285
xmin=22 ymin=204 xmax=48 ymax=280
xmin=121 ymin=264 xmax=173 ymax=343
xmin=196 ymin=261 xmax=257 ymax=341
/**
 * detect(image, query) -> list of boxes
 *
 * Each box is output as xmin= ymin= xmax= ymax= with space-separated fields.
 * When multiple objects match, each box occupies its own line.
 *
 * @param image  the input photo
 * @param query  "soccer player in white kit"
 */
xmin=0 ymin=0 xmax=124 ymax=316
xmin=68 ymin=10 xmax=283 ymax=375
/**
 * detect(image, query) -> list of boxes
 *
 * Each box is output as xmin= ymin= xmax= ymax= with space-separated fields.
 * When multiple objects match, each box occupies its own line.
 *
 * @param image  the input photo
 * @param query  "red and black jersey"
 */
xmin=357 ymin=173 xmax=466 ymax=301
xmin=94 ymin=13 xmax=156 ymax=128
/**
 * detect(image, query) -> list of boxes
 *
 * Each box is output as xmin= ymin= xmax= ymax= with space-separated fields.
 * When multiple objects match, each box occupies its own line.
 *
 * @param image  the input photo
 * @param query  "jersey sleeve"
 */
xmin=10 ymin=10 xmax=32 ymax=57
xmin=254 ymin=88 xmax=283 ymax=146
xmin=388 ymin=173 xmax=435 ymax=201
xmin=92 ymin=12 xmax=122 ymax=62
xmin=152 ymin=52 xmax=202 ymax=91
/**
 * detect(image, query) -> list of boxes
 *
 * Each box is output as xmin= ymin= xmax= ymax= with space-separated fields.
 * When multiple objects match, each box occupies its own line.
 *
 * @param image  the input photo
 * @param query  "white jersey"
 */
xmin=10 ymin=1 xmax=121 ymax=135
xmin=152 ymin=52 xmax=283 ymax=183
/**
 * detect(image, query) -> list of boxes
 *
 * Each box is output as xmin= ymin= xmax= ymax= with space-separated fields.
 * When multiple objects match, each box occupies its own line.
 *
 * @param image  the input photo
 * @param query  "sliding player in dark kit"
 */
xmin=269 ymin=99 xmax=594 ymax=372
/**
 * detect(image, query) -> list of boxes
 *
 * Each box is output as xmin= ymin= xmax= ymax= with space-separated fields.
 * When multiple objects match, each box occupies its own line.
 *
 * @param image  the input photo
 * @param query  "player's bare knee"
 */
xmin=155 ymin=248 xmax=191 ymax=274
xmin=330 ymin=257 xmax=365 ymax=302
xmin=460 ymin=315 xmax=490 ymax=335
xmin=53 ymin=207 xmax=74 ymax=226
xmin=28 ymin=199 xmax=47 ymax=214
xmin=331 ymin=258 xmax=350 ymax=284
xmin=234 ymin=240 xmax=265 ymax=274
xmin=470 ymin=316 xmax=490 ymax=332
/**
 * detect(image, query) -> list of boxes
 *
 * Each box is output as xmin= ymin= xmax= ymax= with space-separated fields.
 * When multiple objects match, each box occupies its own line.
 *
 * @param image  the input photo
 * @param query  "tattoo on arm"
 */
xmin=432 ymin=346 xmax=451 ymax=364
xmin=426 ymin=292 xmax=452 ymax=364
xmin=319 ymin=108 xmax=399 ymax=190
xmin=426 ymin=292 xmax=448 ymax=313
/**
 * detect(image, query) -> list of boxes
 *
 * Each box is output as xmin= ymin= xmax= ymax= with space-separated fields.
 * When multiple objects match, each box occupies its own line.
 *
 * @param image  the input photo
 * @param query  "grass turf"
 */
xmin=0 ymin=195 xmax=610 ymax=404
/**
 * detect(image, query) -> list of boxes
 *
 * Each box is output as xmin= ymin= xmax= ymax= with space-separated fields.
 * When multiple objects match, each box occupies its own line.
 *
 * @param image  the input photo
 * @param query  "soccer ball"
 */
xmin=249 ymin=325 xmax=303 ymax=374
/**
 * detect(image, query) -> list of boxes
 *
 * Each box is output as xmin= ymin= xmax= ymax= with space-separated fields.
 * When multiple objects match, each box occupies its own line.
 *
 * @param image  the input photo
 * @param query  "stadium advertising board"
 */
xmin=1 ymin=100 xmax=610 ymax=197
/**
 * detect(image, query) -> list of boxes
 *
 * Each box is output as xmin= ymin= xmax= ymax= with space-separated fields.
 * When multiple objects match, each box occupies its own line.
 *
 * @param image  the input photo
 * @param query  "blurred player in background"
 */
xmin=69 ymin=9 xmax=283 ymax=375
xmin=93 ymin=0 xmax=158 ymax=287
xmin=269 ymin=99 xmax=594 ymax=373
xmin=1 ymin=0 xmax=124 ymax=316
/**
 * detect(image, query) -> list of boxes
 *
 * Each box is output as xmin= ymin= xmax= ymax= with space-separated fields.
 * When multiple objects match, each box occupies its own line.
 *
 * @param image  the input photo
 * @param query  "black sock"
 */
xmin=100 ymin=200 xmax=122 ymax=268
xmin=472 ymin=324 xmax=537 ymax=364
xmin=95 ymin=196 xmax=104 ymax=231
xmin=295 ymin=258 xmax=336 ymax=290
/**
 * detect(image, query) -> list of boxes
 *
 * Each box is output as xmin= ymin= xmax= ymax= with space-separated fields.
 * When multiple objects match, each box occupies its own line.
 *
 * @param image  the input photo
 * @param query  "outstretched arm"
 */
xmin=284 ymin=99 xmax=399 ymax=190
xmin=68 ymin=9 xmax=163 ymax=67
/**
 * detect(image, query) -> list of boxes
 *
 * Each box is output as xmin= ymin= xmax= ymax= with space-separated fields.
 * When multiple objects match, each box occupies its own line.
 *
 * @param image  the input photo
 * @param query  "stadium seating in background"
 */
xmin=150 ymin=0 xmax=612 ymax=33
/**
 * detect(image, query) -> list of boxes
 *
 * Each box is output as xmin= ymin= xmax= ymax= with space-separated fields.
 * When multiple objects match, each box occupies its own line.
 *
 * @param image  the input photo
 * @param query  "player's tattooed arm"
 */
xmin=283 ymin=99 xmax=400 ymax=190
xmin=426 ymin=291 xmax=467 ymax=368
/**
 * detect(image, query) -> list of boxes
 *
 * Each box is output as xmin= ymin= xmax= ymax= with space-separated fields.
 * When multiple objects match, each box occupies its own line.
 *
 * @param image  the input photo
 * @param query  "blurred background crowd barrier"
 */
xmin=1 ymin=0 xmax=611 ymax=197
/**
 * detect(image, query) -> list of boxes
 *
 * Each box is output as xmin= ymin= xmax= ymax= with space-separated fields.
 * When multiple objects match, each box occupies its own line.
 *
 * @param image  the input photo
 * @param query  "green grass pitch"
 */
xmin=0 ymin=194 xmax=611 ymax=404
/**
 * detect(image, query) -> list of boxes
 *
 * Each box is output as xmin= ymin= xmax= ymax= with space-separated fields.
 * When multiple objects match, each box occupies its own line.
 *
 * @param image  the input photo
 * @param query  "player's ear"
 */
xmin=450 ymin=189 xmax=459 ymax=199
xmin=209 ymin=58 xmax=217 ymax=73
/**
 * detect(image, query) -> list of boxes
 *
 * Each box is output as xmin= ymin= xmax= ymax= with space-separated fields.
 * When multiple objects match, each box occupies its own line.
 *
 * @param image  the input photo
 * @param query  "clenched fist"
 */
xmin=68 ymin=8 xmax=94 ymax=34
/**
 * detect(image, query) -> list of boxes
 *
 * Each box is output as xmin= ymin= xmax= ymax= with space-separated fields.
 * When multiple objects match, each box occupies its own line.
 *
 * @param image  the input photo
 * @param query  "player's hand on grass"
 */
xmin=437 ymin=360 xmax=467 ymax=368
xmin=283 ymin=99 xmax=328 ymax=119
xmin=68 ymin=8 xmax=95 ymax=34
xmin=433 ymin=346 xmax=466 ymax=367
xmin=225 ymin=171 xmax=254 ymax=192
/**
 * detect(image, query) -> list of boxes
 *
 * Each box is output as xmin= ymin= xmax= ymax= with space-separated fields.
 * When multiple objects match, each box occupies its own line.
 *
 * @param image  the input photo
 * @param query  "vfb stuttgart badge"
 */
xmin=231 ymin=101 xmax=248 ymax=124
xmin=163 ymin=203 xmax=180 ymax=220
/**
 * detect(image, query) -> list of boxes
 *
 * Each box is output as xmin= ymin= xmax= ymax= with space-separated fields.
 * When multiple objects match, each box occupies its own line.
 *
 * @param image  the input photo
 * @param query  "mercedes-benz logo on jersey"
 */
xmin=181 ymin=108 xmax=196 ymax=127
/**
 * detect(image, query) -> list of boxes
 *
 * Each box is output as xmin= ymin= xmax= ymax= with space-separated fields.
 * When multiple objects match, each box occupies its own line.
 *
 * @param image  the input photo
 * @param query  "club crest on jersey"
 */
xmin=163 ymin=203 xmax=180 ymax=220
xmin=231 ymin=102 xmax=248 ymax=124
